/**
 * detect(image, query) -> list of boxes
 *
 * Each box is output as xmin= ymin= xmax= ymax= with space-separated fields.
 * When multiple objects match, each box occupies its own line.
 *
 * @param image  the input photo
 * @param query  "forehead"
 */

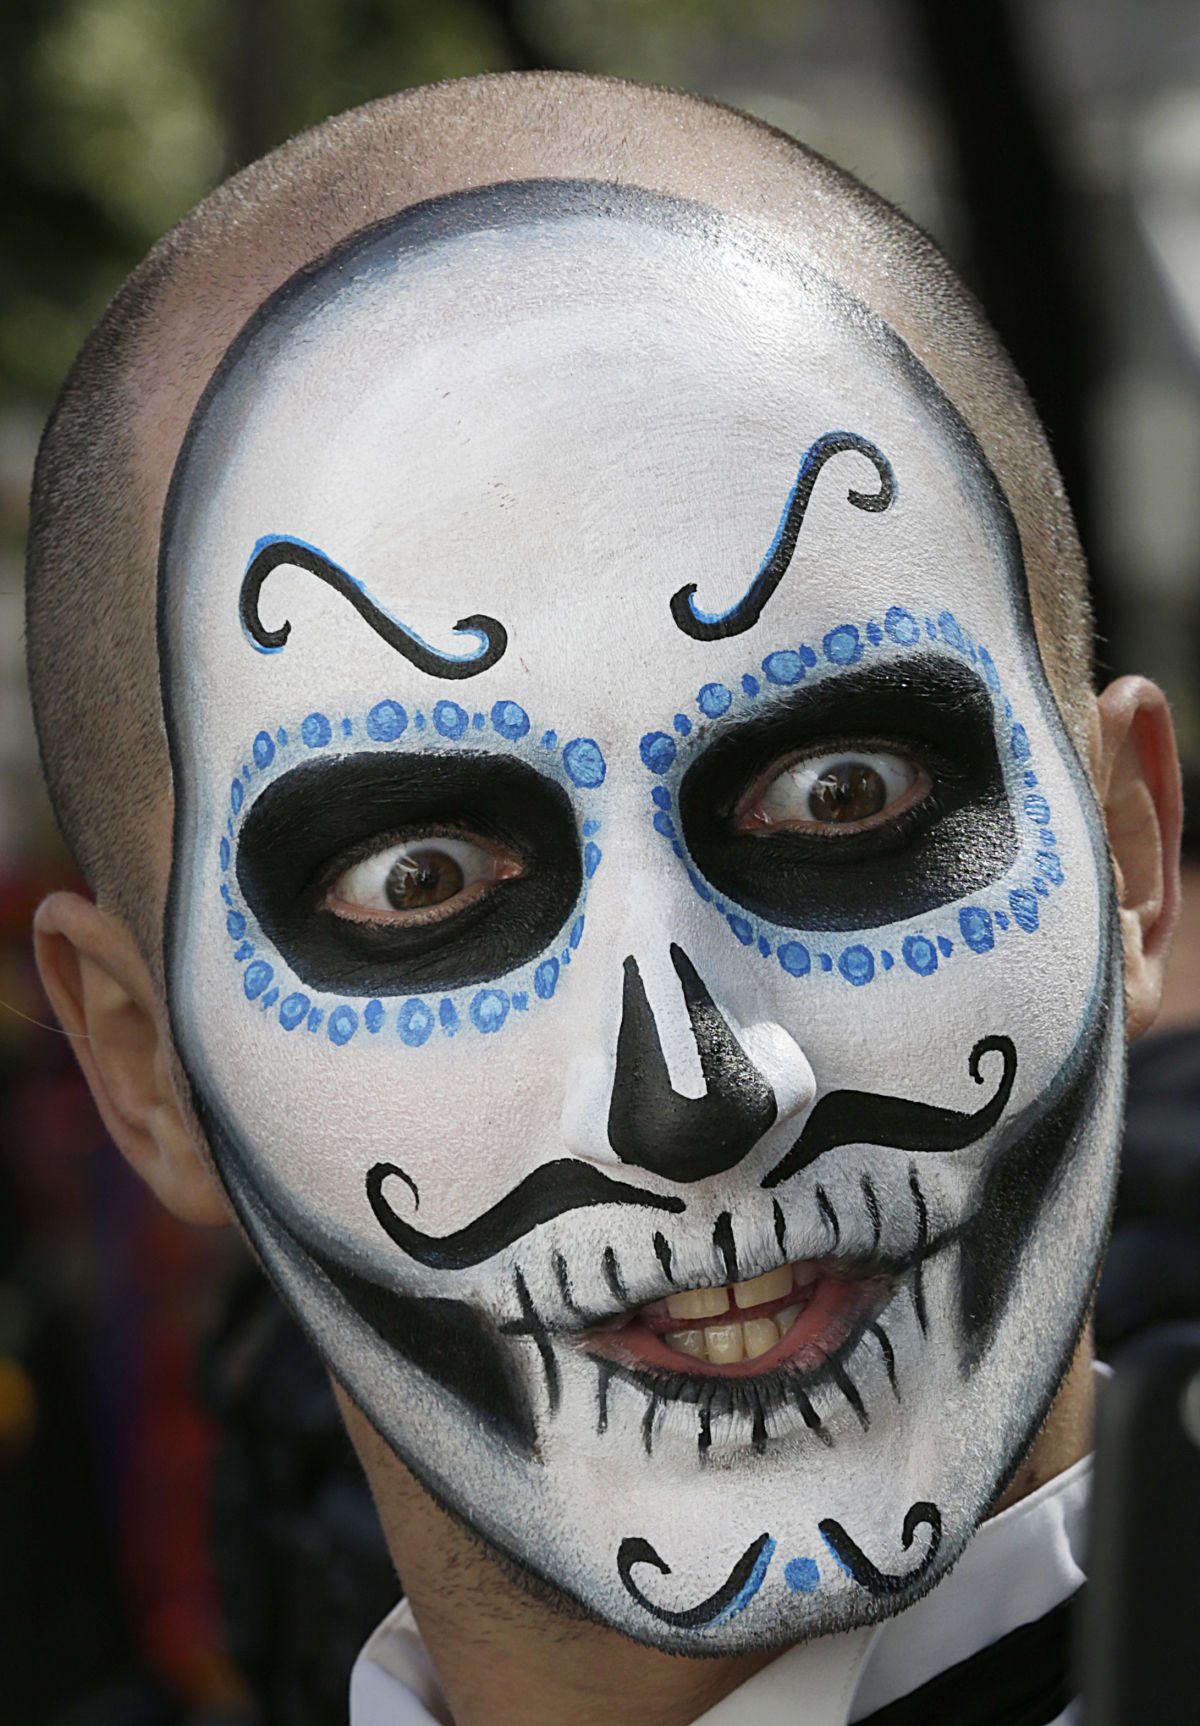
xmin=161 ymin=183 xmax=1031 ymax=735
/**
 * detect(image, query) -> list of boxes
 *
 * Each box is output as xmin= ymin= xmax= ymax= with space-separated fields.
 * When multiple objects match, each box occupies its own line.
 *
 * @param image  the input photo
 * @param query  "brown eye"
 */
xmin=809 ymin=761 xmax=889 ymax=824
xmin=735 ymin=748 xmax=928 ymax=835
xmin=326 ymin=834 xmax=522 ymax=923
xmin=386 ymin=848 xmax=464 ymax=909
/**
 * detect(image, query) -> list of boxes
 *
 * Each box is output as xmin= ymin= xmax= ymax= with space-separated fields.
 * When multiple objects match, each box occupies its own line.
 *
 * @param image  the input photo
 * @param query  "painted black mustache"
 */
xmin=762 ymin=1035 xmax=1017 ymax=1189
xmin=239 ymin=537 xmax=508 ymax=678
xmin=367 ymin=1158 xmax=685 ymax=1272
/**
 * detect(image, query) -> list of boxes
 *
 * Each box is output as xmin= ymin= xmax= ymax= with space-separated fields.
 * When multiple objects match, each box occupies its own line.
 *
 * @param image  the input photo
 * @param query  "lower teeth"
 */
xmin=665 ymin=1302 xmax=804 ymax=1364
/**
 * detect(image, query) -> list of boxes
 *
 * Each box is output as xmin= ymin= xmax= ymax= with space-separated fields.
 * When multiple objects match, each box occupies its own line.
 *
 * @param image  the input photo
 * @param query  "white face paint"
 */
xmin=161 ymin=185 xmax=1121 ymax=1650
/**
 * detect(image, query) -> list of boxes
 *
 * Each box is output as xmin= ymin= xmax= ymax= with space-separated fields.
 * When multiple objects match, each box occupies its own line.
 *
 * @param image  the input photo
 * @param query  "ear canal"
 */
xmin=607 ymin=943 xmax=777 ymax=1182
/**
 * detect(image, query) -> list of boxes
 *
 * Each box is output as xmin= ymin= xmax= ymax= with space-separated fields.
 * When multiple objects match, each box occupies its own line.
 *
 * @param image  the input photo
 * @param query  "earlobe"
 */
xmin=32 ymin=891 xmax=232 ymax=1226
xmin=1091 ymin=677 xmax=1183 ymax=1039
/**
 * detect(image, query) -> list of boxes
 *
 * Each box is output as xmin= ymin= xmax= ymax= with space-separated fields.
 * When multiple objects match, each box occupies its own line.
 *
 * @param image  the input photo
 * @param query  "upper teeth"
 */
xmin=664 ymin=1261 xmax=811 ymax=1321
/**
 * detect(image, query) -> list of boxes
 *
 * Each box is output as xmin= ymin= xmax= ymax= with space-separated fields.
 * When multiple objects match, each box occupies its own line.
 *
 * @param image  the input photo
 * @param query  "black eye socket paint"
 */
xmin=678 ymin=655 xmax=1016 ymax=931
xmin=235 ymin=750 xmax=582 ymax=993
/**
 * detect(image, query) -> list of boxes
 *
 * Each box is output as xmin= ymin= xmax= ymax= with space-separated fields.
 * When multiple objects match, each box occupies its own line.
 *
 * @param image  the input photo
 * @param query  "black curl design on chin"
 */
xmin=669 ymin=431 xmax=894 ymax=642
xmin=617 ymin=1533 xmax=773 ymax=1629
xmin=762 ymin=1036 xmax=1017 ymax=1189
xmin=818 ymin=1500 xmax=942 ymax=1598
xmin=239 ymin=538 xmax=507 ymax=678
xmin=367 ymin=1158 xmax=685 ymax=1271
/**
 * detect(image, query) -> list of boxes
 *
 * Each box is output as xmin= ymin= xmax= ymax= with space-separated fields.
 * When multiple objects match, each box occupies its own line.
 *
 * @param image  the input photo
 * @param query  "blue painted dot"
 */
xmin=220 ymin=884 xmax=232 ymax=906
xmin=671 ymin=841 xmax=684 ymax=859
xmin=439 ymin=999 xmax=459 ymax=1036
xmin=1025 ymin=771 xmax=1038 ymax=787
xmin=1042 ymin=829 xmax=1058 ymax=847
xmin=231 ymin=778 xmax=244 ymax=815
xmin=715 ymin=902 xmax=725 ymax=915
xmin=302 ymin=711 xmax=332 ymax=748
xmin=763 ymin=649 xmax=805 ymax=686
xmin=1010 ymin=888 xmax=1040 ymax=930
xmin=640 ymin=732 xmax=676 ymax=774
xmin=902 ymin=935 xmax=939 ymax=976
xmin=364 ymin=1000 xmax=384 ymax=1033
xmin=994 ymin=910 xmax=1009 ymax=930
xmin=651 ymin=787 xmax=671 ymax=810
xmin=279 ymin=992 xmax=310 ymax=1031
xmin=328 ymin=1004 xmax=358 ymax=1046
xmin=232 ymin=940 xmax=254 ymax=962
xmin=1034 ymin=877 xmax=1049 ymax=895
xmin=937 ymin=936 xmax=954 ymax=957
xmin=535 ymin=958 xmax=559 ymax=1000
xmin=798 ymin=644 xmax=817 ymax=667
xmin=472 ymin=711 xmax=485 ymax=731
xmin=785 ymin=1557 xmax=820 ymax=1594
xmin=275 ymin=727 xmax=288 ymax=748
xmin=562 ymin=950 xmax=571 ymax=966
xmin=471 ymin=990 xmax=509 ymax=1034
xmin=570 ymin=915 xmax=585 ymax=949
xmin=512 ymin=992 xmax=528 ymax=1011
xmin=226 ymin=910 xmax=246 ymax=940
xmin=819 ymin=953 xmax=833 ymax=972
xmin=584 ymin=841 xmax=602 ymax=877
xmin=260 ymin=987 xmax=278 ymax=1011
xmin=866 ymin=618 xmax=883 ymax=646
xmin=219 ymin=838 xmax=230 ymax=871
xmin=778 ymin=941 xmax=811 ymax=977
xmin=1037 ymin=851 xmax=1064 ymax=886
xmin=490 ymin=700 xmax=530 ymax=741
xmin=978 ymin=646 xmax=1001 ymax=691
xmin=727 ymin=915 xmax=754 ymax=946
xmin=541 ymin=730 xmax=557 ymax=749
xmin=434 ymin=700 xmax=468 ymax=740
xmin=414 ymin=713 xmax=426 ymax=731
xmin=823 ymin=624 xmax=862 ymax=666
xmin=397 ymin=999 xmax=434 ymax=1046
xmin=938 ymin=610 xmax=965 ymax=651
xmin=243 ymin=960 xmax=274 ymax=1000
xmin=306 ymin=1007 xmax=324 ymax=1033
xmin=959 ymin=906 xmax=995 ymax=952
xmin=653 ymin=810 xmax=676 ymax=839
xmin=1010 ymin=723 xmax=1031 ymax=762
xmin=242 ymin=764 xmax=250 ymax=781
xmin=1024 ymin=792 xmax=1051 ymax=825
xmin=698 ymin=682 xmax=733 ymax=718
xmin=687 ymin=868 xmax=712 ymax=903
xmin=341 ymin=716 xmax=353 ymax=736
xmin=564 ymin=738 xmax=607 ymax=787
xmin=582 ymin=817 xmax=601 ymax=835
xmin=757 ymin=936 xmax=772 ymax=957
xmin=253 ymin=730 xmax=275 ymax=769
xmin=839 ymin=945 xmax=875 ymax=986
xmin=1004 ymin=698 xmax=1013 ymax=718
xmin=367 ymin=699 xmax=408 ymax=742
xmin=674 ymin=713 xmax=692 ymax=736
xmin=881 ymin=950 xmax=894 ymax=969
xmin=741 ymin=673 xmax=760 ymax=698
xmin=884 ymin=605 xmax=920 ymax=645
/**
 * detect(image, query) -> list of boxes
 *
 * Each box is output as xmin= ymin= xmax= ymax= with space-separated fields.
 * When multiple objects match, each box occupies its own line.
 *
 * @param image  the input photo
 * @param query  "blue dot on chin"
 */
xmin=902 ymin=935 xmax=938 ymax=976
xmin=823 ymin=624 xmax=862 ymax=666
xmin=697 ymin=682 xmax=733 ymax=718
xmin=778 ymin=941 xmax=811 ymax=978
xmin=279 ymin=992 xmax=310 ymax=1031
xmin=470 ymin=989 xmax=510 ymax=1034
xmin=364 ymin=999 xmax=384 ymax=1033
xmin=231 ymin=778 xmax=244 ymax=815
xmin=219 ymin=837 xmax=230 ymax=870
xmin=534 ymin=957 xmax=560 ymax=1000
xmin=727 ymin=915 xmax=754 ymax=946
xmin=884 ymin=605 xmax=920 ymax=646
xmin=741 ymin=673 xmax=760 ymax=697
xmin=439 ymin=999 xmax=459 ymax=1035
xmin=328 ymin=1004 xmax=358 ymax=1046
xmin=242 ymin=960 xmax=274 ymax=1000
xmin=434 ymin=699 xmax=469 ymax=740
xmin=564 ymin=737 xmax=607 ymax=788
xmin=785 ymin=1557 xmax=820 ymax=1595
xmin=397 ymin=999 xmax=434 ymax=1046
xmin=639 ymin=731 xmax=676 ymax=775
xmin=253 ymin=730 xmax=275 ymax=769
xmin=301 ymin=711 xmax=333 ymax=748
xmin=959 ymin=906 xmax=995 ymax=952
xmin=584 ymin=841 xmax=602 ymax=877
xmin=491 ymin=700 xmax=530 ymax=741
xmin=838 ymin=944 xmax=875 ymax=986
xmin=651 ymin=786 xmax=671 ymax=810
xmin=367 ymin=699 xmax=408 ymax=742
xmin=762 ymin=649 xmax=805 ymax=686
xmin=570 ymin=915 xmax=585 ymax=949
xmin=674 ymin=713 xmax=692 ymax=736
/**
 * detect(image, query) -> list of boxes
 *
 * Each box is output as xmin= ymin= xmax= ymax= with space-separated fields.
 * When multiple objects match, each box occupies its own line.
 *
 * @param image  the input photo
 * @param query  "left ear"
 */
xmin=1091 ymin=676 xmax=1183 ymax=1039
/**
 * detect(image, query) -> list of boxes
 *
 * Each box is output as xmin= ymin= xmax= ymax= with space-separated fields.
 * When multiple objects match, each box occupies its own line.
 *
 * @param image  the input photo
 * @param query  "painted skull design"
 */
xmin=161 ymin=183 xmax=1122 ymax=1649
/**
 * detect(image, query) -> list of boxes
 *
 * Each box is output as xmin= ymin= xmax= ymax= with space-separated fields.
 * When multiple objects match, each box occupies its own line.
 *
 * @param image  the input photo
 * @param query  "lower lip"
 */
xmin=581 ymin=1272 xmax=893 ymax=1379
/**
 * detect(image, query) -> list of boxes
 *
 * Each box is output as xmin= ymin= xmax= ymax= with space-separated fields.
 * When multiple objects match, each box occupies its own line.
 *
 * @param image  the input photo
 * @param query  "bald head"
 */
xmin=25 ymin=71 xmax=1092 ymax=959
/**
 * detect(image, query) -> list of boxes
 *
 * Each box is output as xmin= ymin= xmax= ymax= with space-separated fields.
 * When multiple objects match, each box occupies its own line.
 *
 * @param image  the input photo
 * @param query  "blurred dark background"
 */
xmin=1 ymin=2 xmax=1198 ymax=1723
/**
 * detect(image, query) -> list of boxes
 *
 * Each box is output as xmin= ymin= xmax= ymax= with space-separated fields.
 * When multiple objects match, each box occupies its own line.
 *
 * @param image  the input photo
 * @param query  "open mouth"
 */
xmin=580 ymin=1258 xmax=894 ymax=1379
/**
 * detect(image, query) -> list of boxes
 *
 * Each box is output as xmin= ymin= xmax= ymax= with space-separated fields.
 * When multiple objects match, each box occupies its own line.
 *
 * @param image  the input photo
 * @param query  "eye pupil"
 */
xmin=810 ymin=762 xmax=887 ymax=824
xmin=385 ymin=848 xmax=465 ymax=909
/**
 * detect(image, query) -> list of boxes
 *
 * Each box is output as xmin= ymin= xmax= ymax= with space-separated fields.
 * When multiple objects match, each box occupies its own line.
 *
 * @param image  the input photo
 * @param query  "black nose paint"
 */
xmin=608 ymin=944 xmax=777 ymax=1182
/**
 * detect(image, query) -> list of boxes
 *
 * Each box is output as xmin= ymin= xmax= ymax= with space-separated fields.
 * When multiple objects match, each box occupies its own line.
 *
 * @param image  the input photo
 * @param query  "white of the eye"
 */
xmin=332 ymin=836 xmax=493 ymax=911
xmin=756 ymin=750 xmax=918 ymax=825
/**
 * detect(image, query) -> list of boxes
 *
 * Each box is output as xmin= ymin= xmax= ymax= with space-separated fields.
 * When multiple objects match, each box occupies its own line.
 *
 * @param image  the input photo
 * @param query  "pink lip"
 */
xmin=579 ymin=1268 xmax=893 ymax=1379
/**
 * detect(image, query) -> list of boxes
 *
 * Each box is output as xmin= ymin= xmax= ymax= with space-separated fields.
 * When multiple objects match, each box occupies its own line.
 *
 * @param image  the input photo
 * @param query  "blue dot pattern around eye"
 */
xmin=279 ymin=992 xmax=310 ymax=1030
xmin=778 ymin=942 xmax=811 ymax=978
xmin=1010 ymin=723 xmax=1031 ymax=762
xmin=1025 ymin=792 xmax=1051 ymax=824
xmin=226 ymin=910 xmax=245 ymax=939
xmin=823 ymin=624 xmax=862 ymax=665
xmin=903 ymin=935 xmax=939 ymax=976
xmin=939 ymin=611 xmax=965 ymax=651
xmin=364 ymin=999 xmax=384 ymax=1032
xmin=434 ymin=700 xmax=469 ymax=740
xmin=534 ymin=958 xmax=559 ymax=1000
xmin=302 ymin=711 xmax=332 ymax=748
xmin=959 ymin=907 xmax=995 ymax=952
xmin=727 ymin=915 xmax=754 ymax=945
xmin=563 ymin=738 xmax=607 ymax=787
xmin=698 ymin=682 xmax=732 ymax=718
xmin=674 ymin=713 xmax=692 ymax=736
xmin=838 ymin=945 xmax=875 ymax=986
xmin=219 ymin=837 xmax=230 ymax=870
xmin=471 ymin=990 xmax=509 ymax=1034
xmin=640 ymin=731 xmax=677 ymax=774
xmin=231 ymin=778 xmax=243 ymax=815
xmin=785 ymin=1557 xmax=820 ymax=1594
xmin=328 ymin=1004 xmax=358 ymax=1046
xmin=1010 ymin=888 xmax=1040 ymax=931
xmin=439 ymin=999 xmax=459 ymax=1036
xmin=253 ymin=730 xmax=275 ymax=769
xmin=584 ymin=841 xmax=602 ymax=877
xmin=763 ymin=649 xmax=806 ymax=685
xmin=243 ymin=960 xmax=274 ymax=1000
xmin=397 ymin=999 xmax=434 ymax=1046
xmin=884 ymin=605 xmax=920 ymax=645
xmin=491 ymin=700 xmax=530 ymax=741
xmin=367 ymin=699 xmax=408 ymax=741
xmin=741 ymin=673 xmax=760 ymax=697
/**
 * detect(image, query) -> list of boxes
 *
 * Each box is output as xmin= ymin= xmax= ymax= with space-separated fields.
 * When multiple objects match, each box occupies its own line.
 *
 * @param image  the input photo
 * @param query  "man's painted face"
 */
xmin=161 ymin=185 xmax=1121 ymax=1650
